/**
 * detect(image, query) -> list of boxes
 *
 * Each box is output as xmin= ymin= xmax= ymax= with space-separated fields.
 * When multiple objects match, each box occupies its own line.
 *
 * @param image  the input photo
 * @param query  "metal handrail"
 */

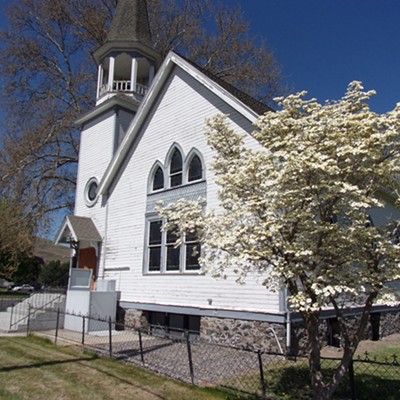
xmin=9 ymin=292 xmax=65 ymax=330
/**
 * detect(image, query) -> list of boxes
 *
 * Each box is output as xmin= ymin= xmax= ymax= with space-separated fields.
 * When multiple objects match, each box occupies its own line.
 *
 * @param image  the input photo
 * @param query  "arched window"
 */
xmin=152 ymin=166 xmax=164 ymax=191
xmin=170 ymin=148 xmax=183 ymax=187
xmin=188 ymin=154 xmax=203 ymax=182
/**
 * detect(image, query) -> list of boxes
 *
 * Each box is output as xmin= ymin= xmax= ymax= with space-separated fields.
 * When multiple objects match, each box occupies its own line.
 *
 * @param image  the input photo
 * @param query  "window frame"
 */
xmin=184 ymin=230 xmax=201 ymax=271
xmin=144 ymin=217 xmax=201 ymax=274
xmin=84 ymin=177 xmax=99 ymax=207
xmin=147 ymin=219 xmax=163 ymax=272
xmin=169 ymin=148 xmax=183 ymax=188
xmin=152 ymin=165 xmax=165 ymax=191
xmin=148 ymin=162 xmax=165 ymax=193
xmin=165 ymin=228 xmax=181 ymax=271
xmin=187 ymin=153 xmax=203 ymax=183
xmin=148 ymin=146 xmax=205 ymax=194
xmin=184 ymin=149 xmax=205 ymax=185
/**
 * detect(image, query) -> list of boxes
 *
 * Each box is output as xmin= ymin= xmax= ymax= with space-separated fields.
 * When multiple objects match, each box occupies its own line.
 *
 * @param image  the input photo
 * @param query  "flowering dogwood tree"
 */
xmin=157 ymin=82 xmax=400 ymax=399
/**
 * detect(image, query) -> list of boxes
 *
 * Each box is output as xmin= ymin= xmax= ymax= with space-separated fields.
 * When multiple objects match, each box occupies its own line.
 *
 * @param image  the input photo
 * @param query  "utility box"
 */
xmin=64 ymin=269 xmax=118 ymax=333
xmin=96 ymin=279 xmax=116 ymax=292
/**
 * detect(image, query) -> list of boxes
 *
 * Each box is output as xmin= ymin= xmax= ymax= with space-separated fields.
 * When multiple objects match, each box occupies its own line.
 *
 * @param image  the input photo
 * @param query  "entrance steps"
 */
xmin=0 ymin=293 xmax=66 ymax=332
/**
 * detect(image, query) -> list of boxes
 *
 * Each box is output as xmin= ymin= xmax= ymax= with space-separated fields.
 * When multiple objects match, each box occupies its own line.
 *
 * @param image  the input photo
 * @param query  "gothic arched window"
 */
xmin=188 ymin=154 xmax=203 ymax=182
xmin=170 ymin=148 xmax=183 ymax=187
xmin=152 ymin=166 xmax=164 ymax=191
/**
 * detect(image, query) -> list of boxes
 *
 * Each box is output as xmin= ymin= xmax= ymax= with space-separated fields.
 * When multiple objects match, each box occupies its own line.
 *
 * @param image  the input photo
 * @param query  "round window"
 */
xmin=85 ymin=178 xmax=98 ymax=206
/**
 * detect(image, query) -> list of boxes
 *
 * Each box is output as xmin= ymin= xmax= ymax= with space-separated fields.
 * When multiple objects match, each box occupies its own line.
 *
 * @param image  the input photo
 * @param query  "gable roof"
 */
xmin=97 ymin=51 xmax=273 ymax=197
xmin=55 ymin=216 xmax=102 ymax=245
xmin=180 ymin=55 xmax=273 ymax=116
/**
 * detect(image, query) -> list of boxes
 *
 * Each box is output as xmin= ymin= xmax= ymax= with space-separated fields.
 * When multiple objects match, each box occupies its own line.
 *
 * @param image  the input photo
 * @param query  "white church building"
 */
xmin=56 ymin=0 xmax=399 ymax=352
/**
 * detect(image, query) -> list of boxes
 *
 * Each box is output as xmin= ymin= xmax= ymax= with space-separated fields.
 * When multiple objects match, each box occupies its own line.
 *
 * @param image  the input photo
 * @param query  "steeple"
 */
xmin=106 ymin=0 xmax=152 ymax=46
xmin=93 ymin=0 xmax=161 ymax=106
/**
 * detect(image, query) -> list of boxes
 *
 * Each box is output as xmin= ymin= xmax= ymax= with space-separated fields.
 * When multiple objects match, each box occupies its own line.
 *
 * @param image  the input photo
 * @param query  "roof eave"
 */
xmin=55 ymin=216 xmax=103 ymax=245
xmin=75 ymin=95 xmax=139 ymax=126
xmin=93 ymin=41 xmax=161 ymax=66
xmin=98 ymin=51 xmax=264 ymax=196
xmin=54 ymin=217 xmax=76 ymax=246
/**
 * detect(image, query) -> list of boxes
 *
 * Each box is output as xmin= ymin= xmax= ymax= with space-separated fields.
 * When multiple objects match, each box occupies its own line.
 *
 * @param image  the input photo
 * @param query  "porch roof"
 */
xmin=54 ymin=216 xmax=102 ymax=246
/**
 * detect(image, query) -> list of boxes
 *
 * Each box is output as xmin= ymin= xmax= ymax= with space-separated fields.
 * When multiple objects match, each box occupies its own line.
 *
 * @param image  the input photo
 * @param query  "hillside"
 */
xmin=34 ymin=237 xmax=70 ymax=264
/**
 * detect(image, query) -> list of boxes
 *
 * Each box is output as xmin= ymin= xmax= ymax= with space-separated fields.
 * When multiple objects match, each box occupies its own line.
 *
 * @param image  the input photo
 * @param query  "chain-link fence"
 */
xmin=27 ymin=307 xmax=400 ymax=400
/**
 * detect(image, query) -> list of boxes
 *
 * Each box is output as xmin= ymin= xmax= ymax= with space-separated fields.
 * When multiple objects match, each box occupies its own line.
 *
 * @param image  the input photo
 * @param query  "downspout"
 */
xmin=285 ymin=288 xmax=291 ymax=353
xmin=101 ymin=191 xmax=110 ymax=279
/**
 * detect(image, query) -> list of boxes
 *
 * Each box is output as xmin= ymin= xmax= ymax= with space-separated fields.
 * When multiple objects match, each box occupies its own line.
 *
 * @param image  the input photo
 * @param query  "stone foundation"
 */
xmin=290 ymin=319 xmax=329 ymax=355
xmin=124 ymin=308 xmax=149 ymax=330
xmin=200 ymin=316 xmax=286 ymax=353
xmin=290 ymin=309 xmax=400 ymax=355
xmin=377 ymin=309 xmax=400 ymax=337
xmin=119 ymin=305 xmax=400 ymax=355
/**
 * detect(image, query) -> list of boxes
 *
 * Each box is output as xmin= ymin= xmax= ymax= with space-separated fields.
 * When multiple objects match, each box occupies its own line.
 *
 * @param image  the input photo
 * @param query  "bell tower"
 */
xmin=93 ymin=0 xmax=161 ymax=106
xmin=74 ymin=0 xmax=161 ymax=223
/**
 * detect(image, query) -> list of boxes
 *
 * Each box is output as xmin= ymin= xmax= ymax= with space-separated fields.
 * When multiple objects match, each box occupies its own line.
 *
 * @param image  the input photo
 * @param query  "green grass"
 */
xmin=362 ymin=343 xmax=400 ymax=362
xmin=222 ymin=354 xmax=400 ymax=400
xmin=1 ymin=335 xmax=398 ymax=400
xmin=0 ymin=289 xmax=29 ymax=300
xmin=0 ymin=335 xmax=252 ymax=400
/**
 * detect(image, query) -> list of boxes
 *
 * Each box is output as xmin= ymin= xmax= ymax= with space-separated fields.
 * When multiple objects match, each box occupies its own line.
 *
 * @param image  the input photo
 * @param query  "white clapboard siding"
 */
xmin=98 ymin=65 xmax=281 ymax=313
xmin=369 ymin=200 xmax=400 ymax=228
xmin=75 ymin=110 xmax=116 ymax=235
xmin=116 ymin=109 xmax=135 ymax=149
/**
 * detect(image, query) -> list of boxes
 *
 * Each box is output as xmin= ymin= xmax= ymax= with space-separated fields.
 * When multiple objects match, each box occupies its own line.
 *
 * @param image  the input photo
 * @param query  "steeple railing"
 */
xmin=99 ymin=81 xmax=148 ymax=98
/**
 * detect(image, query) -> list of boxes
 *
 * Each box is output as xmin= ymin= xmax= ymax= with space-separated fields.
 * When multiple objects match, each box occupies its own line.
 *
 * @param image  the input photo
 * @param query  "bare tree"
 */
xmin=0 ymin=0 xmax=115 ymax=223
xmin=147 ymin=0 xmax=281 ymax=101
xmin=0 ymin=0 xmax=281 ymax=236
xmin=0 ymin=199 xmax=35 ymax=279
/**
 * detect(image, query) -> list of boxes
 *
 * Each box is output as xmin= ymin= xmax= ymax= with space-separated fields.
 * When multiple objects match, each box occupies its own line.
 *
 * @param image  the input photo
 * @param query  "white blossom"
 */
xmin=159 ymin=82 xmax=400 ymax=398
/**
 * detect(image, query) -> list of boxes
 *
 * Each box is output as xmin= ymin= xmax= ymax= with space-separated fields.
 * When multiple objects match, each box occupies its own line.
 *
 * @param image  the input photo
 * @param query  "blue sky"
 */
xmin=236 ymin=0 xmax=400 ymax=113
xmin=0 ymin=0 xmax=398 ymax=237
xmin=1 ymin=0 xmax=399 ymax=113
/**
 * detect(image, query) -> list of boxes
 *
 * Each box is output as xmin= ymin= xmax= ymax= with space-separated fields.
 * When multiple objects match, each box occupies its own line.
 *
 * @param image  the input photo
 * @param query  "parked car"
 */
xmin=11 ymin=284 xmax=34 ymax=292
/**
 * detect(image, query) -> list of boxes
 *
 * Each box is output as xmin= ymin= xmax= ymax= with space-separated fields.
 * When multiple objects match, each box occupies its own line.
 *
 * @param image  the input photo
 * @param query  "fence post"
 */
xmin=26 ymin=304 xmax=31 ymax=335
xmin=9 ymin=304 xmax=14 ymax=331
xmin=258 ymin=350 xmax=267 ymax=400
xmin=138 ymin=329 xmax=145 ymax=364
xmin=185 ymin=332 xmax=195 ymax=385
xmin=109 ymin=316 xmax=113 ymax=358
xmin=349 ymin=359 xmax=356 ymax=400
xmin=82 ymin=316 xmax=85 ymax=345
xmin=55 ymin=308 xmax=60 ymax=344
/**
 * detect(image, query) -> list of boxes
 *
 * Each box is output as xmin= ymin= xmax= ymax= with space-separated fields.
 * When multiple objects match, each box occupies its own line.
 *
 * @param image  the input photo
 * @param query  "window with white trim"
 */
xmin=148 ymin=147 xmax=205 ymax=194
xmin=170 ymin=148 xmax=183 ymax=187
xmin=166 ymin=228 xmax=180 ymax=271
xmin=185 ymin=230 xmax=201 ymax=270
xmin=84 ymin=177 xmax=99 ymax=207
xmin=146 ymin=219 xmax=201 ymax=273
xmin=148 ymin=220 xmax=162 ymax=271
xmin=188 ymin=154 xmax=203 ymax=182
xmin=152 ymin=166 xmax=164 ymax=191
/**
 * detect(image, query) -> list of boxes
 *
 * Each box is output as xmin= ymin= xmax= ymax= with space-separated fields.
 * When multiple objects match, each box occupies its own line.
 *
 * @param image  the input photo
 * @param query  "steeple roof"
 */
xmin=106 ymin=0 xmax=152 ymax=47
xmin=93 ymin=0 xmax=160 ymax=66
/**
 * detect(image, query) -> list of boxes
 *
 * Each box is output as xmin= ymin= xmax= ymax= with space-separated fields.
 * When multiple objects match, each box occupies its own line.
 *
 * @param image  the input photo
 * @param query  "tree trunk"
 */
xmin=305 ymin=312 xmax=331 ymax=400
